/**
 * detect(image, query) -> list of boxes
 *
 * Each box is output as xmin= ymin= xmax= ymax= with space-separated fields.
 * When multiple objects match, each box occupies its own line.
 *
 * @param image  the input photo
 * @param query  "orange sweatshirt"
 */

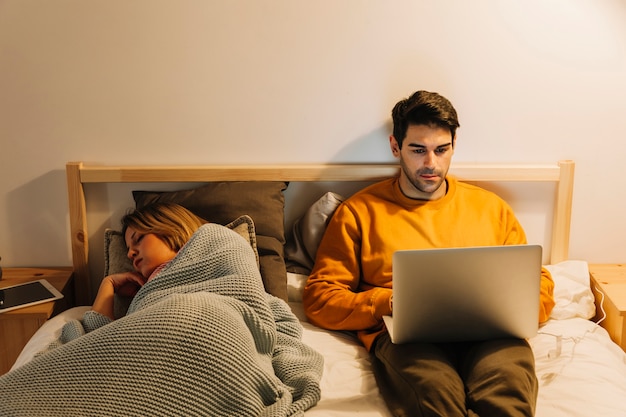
xmin=303 ymin=176 xmax=555 ymax=352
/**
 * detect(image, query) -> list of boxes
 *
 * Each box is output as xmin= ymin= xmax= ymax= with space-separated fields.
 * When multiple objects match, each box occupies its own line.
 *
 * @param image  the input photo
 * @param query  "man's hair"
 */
xmin=121 ymin=202 xmax=206 ymax=252
xmin=391 ymin=90 xmax=460 ymax=148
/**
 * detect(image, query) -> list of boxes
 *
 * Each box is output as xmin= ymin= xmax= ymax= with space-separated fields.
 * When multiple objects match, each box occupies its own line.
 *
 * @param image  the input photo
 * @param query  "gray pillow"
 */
xmin=285 ymin=192 xmax=344 ymax=274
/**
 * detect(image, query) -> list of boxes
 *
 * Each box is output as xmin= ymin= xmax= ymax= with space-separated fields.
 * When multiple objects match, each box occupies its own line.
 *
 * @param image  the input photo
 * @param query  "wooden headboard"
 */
xmin=66 ymin=160 xmax=575 ymax=306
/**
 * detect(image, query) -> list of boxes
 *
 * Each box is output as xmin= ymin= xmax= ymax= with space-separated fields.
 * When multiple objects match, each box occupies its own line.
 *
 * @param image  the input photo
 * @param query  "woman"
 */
xmin=0 ymin=202 xmax=323 ymax=416
xmin=92 ymin=202 xmax=205 ymax=320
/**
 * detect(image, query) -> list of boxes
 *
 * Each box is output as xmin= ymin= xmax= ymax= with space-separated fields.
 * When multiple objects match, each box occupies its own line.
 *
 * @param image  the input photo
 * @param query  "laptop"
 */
xmin=382 ymin=244 xmax=542 ymax=344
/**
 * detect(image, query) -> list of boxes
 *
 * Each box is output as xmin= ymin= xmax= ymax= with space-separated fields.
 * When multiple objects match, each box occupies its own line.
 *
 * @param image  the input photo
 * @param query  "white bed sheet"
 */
xmin=11 ymin=262 xmax=626 ymax=417
xmin=532 ymin=318 xmax=626 ymax=417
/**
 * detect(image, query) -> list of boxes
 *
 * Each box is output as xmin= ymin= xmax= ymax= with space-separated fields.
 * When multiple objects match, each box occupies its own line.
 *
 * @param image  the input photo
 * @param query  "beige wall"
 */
xmin=1 ymin=0 xmax=625 ymax=271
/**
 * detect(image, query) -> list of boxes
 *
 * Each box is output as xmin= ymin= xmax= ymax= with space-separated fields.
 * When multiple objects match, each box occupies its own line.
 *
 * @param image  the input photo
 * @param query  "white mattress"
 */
xmin=12 ymin=261 xmax=626 ymax=417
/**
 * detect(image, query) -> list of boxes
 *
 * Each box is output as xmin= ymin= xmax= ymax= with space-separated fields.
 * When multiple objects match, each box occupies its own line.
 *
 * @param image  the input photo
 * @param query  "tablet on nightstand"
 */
xmin=0 ymin=279 xmax=64 ymax=313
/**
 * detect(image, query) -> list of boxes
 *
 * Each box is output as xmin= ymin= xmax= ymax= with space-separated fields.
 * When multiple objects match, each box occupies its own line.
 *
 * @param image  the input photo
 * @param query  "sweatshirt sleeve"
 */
xmin=302 ymin=204 xmax=392 ymax=331
xmin=538 ymin=266 xmax=555 ymax=323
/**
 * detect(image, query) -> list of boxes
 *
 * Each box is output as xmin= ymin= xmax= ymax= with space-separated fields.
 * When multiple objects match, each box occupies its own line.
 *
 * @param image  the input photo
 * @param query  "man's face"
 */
xmin=389 ymin=124 xmax=455 ymax=200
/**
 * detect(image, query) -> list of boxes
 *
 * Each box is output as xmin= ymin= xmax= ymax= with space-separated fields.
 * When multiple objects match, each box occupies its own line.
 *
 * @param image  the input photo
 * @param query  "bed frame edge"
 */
xmin=65 ymin=160 xmax=575 ymax=305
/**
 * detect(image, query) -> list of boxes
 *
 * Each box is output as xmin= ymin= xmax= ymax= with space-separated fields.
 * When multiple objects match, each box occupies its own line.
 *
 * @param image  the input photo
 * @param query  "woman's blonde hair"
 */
xmin=121 ymin=202 xmax=206 ymax=252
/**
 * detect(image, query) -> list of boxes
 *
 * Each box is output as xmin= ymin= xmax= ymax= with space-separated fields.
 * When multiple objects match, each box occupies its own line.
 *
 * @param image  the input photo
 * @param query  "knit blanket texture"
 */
xmin=0 ymin=223 xmax=323 ymax=417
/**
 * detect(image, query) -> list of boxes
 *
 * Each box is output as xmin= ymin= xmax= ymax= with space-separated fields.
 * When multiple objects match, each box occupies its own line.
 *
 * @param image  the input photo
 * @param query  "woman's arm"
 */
xmin=91 ymin=272 xmax=146 ymax=320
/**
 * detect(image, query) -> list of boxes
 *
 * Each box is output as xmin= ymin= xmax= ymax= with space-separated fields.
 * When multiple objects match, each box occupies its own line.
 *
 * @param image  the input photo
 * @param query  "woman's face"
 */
xmin=124 ymin=227 xmax=177 ymax=278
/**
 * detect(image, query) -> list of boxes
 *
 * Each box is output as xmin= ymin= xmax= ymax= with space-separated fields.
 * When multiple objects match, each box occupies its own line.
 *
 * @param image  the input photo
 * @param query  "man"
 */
xmin=303 ymin=90 xmax=555 ymax=417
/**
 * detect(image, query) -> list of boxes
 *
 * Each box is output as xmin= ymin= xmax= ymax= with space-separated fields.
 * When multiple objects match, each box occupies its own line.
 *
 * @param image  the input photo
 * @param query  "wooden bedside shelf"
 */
xmin=589 ymin=264 xmax=626 ymax=352
xmin=0 ymin=267 xmax=74 ymax=375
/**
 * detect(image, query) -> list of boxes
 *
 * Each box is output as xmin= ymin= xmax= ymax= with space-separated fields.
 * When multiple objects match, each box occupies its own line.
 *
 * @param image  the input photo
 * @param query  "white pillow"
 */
xmin=546 ymin=260 xmax=596 ymax=320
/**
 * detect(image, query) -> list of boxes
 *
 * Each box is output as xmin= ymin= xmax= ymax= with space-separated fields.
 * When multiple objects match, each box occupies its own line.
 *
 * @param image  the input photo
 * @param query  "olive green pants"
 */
xmin=372 ymin=333 xmax=538 ymax=417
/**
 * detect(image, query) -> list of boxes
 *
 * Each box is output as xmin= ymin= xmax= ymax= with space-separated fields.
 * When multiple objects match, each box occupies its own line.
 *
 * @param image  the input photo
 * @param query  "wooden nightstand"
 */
xmin=0 ymin=267 xmax=74 ymax=375
xmin=589 ymin=264 xmax=626 ymax=352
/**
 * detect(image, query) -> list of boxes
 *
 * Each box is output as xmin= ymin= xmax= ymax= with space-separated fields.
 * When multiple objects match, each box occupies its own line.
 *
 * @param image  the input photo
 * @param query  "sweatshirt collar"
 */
xmin=392 ymin=175 xmax=457 ymax=207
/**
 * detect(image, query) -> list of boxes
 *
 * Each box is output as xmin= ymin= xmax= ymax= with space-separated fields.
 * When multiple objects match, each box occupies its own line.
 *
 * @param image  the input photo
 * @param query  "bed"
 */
xmin=10 ymin=160 xmax=626 ymax=416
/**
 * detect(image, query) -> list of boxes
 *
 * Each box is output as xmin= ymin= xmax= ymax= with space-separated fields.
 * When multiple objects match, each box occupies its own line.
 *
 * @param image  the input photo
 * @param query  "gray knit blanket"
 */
xmin=0 ymin=224 xmax=323 ymax=417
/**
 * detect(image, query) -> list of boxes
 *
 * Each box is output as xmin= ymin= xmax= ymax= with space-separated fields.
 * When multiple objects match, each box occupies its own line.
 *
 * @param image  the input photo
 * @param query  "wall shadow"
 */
xmin=5 ymin=169 xmax=71 ymax=268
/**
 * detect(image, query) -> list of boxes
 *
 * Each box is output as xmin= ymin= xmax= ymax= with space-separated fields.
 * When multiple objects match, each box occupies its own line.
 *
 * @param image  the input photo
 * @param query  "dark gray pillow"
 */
xmin=132 ymin=182 xmax=288 ymax=300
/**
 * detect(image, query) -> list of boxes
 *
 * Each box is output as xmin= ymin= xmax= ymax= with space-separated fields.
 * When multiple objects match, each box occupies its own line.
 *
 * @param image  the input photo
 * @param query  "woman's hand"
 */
xmin=106 ymin=272 xmax=147 ymax=297
xmin=91 ymin=272 xmax=147 ymax=320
